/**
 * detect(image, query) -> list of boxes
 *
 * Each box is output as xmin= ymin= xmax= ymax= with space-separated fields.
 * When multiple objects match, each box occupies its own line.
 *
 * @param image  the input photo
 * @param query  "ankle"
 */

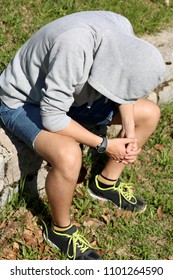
xmin=52 ymin=222 xmax=72 ymax=232
xmin=98 ymin=173 xmax=118 ymax=185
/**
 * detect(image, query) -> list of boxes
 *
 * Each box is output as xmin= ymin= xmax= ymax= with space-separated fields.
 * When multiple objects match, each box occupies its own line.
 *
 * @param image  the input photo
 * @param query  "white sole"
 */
xmin=88 ymin=189 xmax=147 ymax=213
xmin=43 ymin=232 xmax=61 ymax=251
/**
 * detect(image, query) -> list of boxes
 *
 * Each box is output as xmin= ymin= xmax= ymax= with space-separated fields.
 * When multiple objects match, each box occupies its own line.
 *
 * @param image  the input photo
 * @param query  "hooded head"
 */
xmin=88 ymin=29 xmax=166 ymax=104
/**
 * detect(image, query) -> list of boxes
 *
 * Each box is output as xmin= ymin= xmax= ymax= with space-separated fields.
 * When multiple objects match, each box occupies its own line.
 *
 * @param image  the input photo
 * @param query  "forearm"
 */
xmin=55 ymin=119 xmax=103 ymax=148
xmin=56 ymin=118 xmax=139 ymax=163
xmin=118 ymin=103 xmax=135 ymax=137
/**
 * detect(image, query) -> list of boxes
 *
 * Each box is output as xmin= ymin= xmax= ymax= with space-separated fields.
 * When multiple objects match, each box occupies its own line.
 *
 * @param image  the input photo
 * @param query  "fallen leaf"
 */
xmin=39 ymin=242 xmax=45 ymax=252
xmin=2 ymin=248 xmax=17 ymax=260
xmin=0 ymin=219 xmax=6 ymax=229
xmin=13 ymin=242 xmax=20 ymax=251
xmin=3 ymin=221 xmax=21 ymax=236
xmin=23 ymin=228 xmax=39 ymax=248
xmin=90 ymin=240 xmax=97 ymax=247
xmin=154 ymin=144 xmax=165 ymax=152
xmin=83 ymin=218 xmax=102 ymax=227
xmin=84 ymin=220 xmax=95 ymax=227
xmin=101 ymin=214 xmax=110 ymax=224
xmin=157 ymin=207 xmax=164 ymax=219
xmin=73 ymin=221 xmax=81 ymax=228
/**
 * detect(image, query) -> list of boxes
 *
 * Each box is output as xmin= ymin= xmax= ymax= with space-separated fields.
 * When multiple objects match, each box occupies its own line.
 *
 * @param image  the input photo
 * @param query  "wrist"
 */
xmin=95 ymin=136 xmax=108 ymax=153
xmin=125 ymin=132 xmax=136 ymax=138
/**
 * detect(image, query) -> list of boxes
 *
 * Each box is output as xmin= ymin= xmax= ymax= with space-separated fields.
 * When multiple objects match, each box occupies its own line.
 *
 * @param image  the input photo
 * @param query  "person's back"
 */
xmin=0 ymin=11 xmax=133 ymax=107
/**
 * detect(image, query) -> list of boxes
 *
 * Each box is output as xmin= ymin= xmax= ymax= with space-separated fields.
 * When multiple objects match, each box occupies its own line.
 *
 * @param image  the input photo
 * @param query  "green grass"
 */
xmin=0 ymin=102 xmax=172 ymax=260
xmin=0 ymin=0 xmax=173 ymax=260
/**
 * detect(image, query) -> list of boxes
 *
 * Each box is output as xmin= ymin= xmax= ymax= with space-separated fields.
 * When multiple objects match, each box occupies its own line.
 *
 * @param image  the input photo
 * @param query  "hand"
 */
xmin=118 ymin=129 xmax=140 ymax=164
xmin=106 ymin=138 xmax=138 ymax=163
xmin=124 ymin=145 xmax=141 ymax=163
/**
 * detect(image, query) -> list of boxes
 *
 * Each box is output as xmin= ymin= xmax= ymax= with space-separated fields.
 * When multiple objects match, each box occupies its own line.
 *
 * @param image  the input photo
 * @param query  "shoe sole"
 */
xmin=43 ymin=232 xmax=61 ymax=251
xmin=88 ymin=189 xmax=147 ymax=214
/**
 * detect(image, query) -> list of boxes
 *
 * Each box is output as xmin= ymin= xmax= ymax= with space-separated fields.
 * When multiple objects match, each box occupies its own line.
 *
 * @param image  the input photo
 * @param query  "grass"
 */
xmin=0 ymin=102 xmax=172 ymax=260
xmin=0 ymin=0 xmax=173 ymax=260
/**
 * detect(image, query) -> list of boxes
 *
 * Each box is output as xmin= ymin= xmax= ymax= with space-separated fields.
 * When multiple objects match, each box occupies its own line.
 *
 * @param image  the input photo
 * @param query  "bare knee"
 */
xmin=35 ymin=131 xmax=82 ymax=178
xmin=148 ymin=101 xmax=160 ymax=124
xmin=135 ymin=99 xmax=160 ymax=130
xmin=55 ymin=140 xmax=82 ymax=172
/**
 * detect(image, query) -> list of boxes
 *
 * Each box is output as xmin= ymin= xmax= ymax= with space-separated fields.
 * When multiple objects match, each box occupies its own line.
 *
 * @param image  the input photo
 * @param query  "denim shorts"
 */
xmin=0 ymin=96 xmax=118 ymax=150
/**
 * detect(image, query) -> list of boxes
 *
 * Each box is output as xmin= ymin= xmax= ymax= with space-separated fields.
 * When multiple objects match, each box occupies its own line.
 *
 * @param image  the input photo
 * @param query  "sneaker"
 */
xmin=44 ymin=224 xmax=102 ymax=260
xmin=88 ymin=175 xmax=146 ymax=213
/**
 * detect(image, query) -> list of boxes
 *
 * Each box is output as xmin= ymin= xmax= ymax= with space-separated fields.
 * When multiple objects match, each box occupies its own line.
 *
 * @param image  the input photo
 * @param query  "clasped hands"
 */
xmin=106 ymin=137 xmax=141 ymax=165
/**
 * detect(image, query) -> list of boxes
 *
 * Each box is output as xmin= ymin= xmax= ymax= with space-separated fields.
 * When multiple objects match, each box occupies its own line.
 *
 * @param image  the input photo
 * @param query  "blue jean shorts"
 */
xmin=0 ymin=96 xmax=118 ymax=150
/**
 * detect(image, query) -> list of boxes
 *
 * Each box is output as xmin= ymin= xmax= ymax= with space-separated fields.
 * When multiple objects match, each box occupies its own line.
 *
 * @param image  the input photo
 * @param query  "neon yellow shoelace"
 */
xmin=95 ymin=175 xmax=137 ymax=208
xmin=67 ymin=230 xmax=91 ymax=259
xmin=52 ymin=228 xmax=93 ymax=259
xmin=116 ymin=181 xmax=137 ymax=207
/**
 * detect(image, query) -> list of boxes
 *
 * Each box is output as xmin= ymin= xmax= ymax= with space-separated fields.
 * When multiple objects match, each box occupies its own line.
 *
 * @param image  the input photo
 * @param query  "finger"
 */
xmin=125 ymin=154 xmax=136 ymax=160
xmin=125 ymin=152 xmax=138 ymax=158
xmin=126 ymin=158 xmax=136 ymax=163
xmin=123 ymin=138 xmax=137 ymax=145
xmin=126 ymin=143 xmax=134 ymax=154
xmin=121 ymin=159 xmax=129 ymax=165
xmin=126 ymin=140 xmax=138 ymax=152
xmin=126 ymin=148 xmax=141 ymax=155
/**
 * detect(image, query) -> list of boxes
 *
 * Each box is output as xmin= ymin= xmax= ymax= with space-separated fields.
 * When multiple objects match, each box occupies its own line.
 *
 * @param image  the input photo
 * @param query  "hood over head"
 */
xmin=88 ymin=29 xmax=166 ymax=104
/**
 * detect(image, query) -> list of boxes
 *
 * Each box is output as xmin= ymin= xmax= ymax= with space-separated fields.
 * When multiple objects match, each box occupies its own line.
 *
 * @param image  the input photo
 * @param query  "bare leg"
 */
xmin=101 ymin=98 xmax=160 ymax=181
xmin=34 ymin=131 xmax=82 ymax=227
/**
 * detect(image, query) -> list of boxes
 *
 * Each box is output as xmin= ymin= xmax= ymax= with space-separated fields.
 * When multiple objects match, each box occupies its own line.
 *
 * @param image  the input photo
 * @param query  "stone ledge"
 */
xmin=0 ymin=120 xmax=49 ymax=209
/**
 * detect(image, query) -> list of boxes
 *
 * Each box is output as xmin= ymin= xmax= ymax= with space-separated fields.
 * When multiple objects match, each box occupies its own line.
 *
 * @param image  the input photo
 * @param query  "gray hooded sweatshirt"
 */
xmin=0 ymin=11 xmax=166 ymax=131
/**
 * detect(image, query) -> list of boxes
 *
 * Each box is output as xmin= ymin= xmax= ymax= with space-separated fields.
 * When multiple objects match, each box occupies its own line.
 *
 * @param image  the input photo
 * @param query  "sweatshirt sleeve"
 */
xmin=40 ymin=31 xmax=93 ymax=132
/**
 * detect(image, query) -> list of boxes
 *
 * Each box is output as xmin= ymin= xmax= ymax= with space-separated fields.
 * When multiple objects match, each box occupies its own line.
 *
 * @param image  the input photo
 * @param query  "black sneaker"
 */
xmin=44 ymin=224 xmax=102 ymax=260
xmin=88 ymin=175 xmax=146 ymax=213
